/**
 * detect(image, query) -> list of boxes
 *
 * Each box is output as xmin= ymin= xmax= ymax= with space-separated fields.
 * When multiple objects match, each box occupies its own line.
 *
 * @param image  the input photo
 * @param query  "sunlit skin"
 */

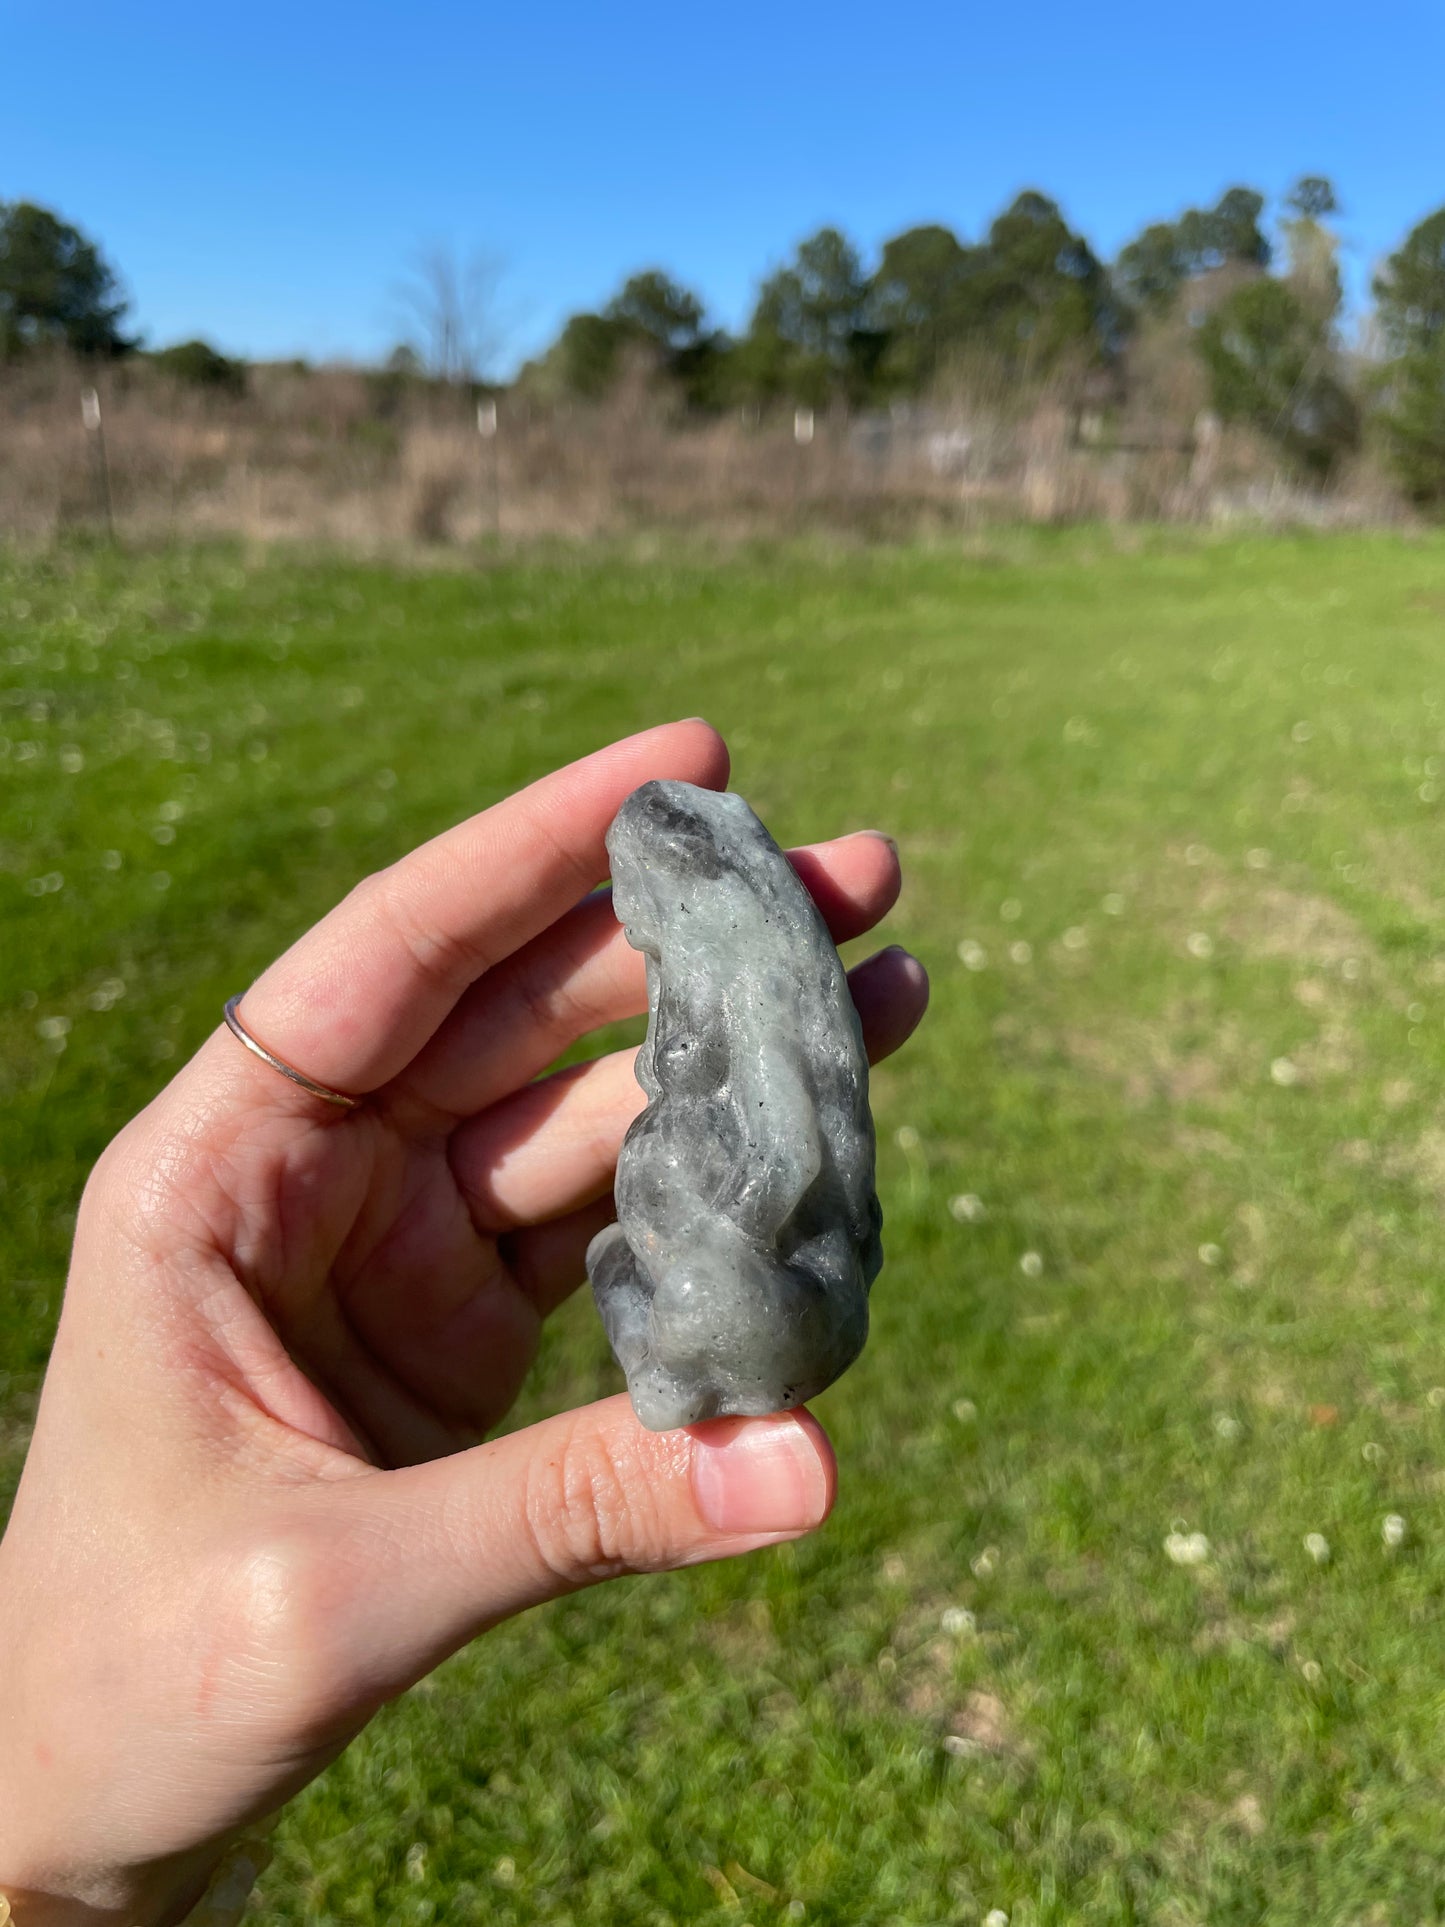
xmin=0 ymin=720 xmax=928 ymax=1927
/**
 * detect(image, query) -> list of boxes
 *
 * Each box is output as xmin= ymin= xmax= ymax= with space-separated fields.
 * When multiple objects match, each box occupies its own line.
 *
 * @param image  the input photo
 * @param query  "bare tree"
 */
xmin=393 ymin=244 xmax=505 ymax=384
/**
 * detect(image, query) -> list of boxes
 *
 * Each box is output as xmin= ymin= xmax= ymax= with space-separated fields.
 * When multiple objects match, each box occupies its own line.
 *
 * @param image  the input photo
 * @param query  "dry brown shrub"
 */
xmin=0 ymin=347 xmax=1412 ymax=551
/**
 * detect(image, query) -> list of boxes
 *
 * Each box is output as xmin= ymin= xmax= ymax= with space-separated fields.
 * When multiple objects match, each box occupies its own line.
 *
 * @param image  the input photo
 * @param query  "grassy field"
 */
xmin=6 ymin=529 xmax=1445 ymax=1923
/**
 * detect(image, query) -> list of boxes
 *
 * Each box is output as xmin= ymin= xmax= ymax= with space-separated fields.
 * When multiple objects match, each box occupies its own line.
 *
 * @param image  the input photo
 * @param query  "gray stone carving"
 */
xmin=586 ymin=779 xmax=882 ymax=1431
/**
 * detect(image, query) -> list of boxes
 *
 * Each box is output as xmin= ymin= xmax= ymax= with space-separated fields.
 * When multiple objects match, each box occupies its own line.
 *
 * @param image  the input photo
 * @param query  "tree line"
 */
xmin=4 ymin=182 xmax=1445 ymax=504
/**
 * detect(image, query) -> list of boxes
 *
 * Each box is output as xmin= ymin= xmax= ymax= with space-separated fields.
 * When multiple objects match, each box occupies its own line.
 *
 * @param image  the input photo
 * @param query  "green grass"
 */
xmin=6 ymin=529 xmax=1445 ymax=1923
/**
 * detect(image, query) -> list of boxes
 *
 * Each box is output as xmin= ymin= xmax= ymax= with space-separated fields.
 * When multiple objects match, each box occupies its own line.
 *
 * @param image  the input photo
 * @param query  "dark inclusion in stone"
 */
xmin=586 ymin=779 xmax=883 ymax=1431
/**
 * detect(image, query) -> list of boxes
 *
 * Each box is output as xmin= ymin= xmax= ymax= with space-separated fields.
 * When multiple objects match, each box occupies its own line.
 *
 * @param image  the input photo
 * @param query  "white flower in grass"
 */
xmin=1198 ymin=1243 xmax=1222 ymax=1267
xmin=971 ymin=1546 xmax=999 ymax=1578
xmin=1008 ymin=940 xmax=1033 ymax=964
xmin=1213 ymin=1414 xmax=1242 ymax=1442
xmin=896 ymin=1125 xmax=921 ymax=1153
xmin=949 ymin=1193 xmax=984 ymax=1223
xmin=985 ymin=1910 xmax=1010 ymax=1926
xmin=957 ymin=939 xmax=988 ymax=971
xmin=1061 ymin=926 xmax=1088 ymax=951
xmin=1164 ymin=1531 xmax=1210 ymax=1566
xmin=1019 ymin=1251 xmax=1043 ymax=1278
xmin=1270 ymin=1057 xmax=1300 ymax=1087
xmin=1300 ymin=1659 xmax=1324 ymax=1685
xmin=941 ymin=1606 xmax=977 ymax=1636
xmin=1303 ymin=1533 xmax=1331 ymax=1564
xmin=952 ymin=1398 xmax=978 ymax=1422
xmin=1186 ymin=931 xmax=1214 ymax=959
xmin=1382 ymin=1513 xmax=1407 ymax=1549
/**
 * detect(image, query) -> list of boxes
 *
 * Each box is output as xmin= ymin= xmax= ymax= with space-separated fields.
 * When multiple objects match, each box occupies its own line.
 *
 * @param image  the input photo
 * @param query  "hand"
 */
xmin=0 ymin=721 xmax=928 ymax=1925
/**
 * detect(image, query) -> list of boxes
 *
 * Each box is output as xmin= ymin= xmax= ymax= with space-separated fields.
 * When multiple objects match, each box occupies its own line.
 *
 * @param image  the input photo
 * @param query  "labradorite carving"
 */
xmin=586 ymin=780 xmax=882 ymax=1431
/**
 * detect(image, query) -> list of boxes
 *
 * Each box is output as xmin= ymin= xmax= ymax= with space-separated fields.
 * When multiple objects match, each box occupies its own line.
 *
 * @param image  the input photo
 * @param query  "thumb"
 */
xmin=327 ymin=1394 xmax=835 ymax=1698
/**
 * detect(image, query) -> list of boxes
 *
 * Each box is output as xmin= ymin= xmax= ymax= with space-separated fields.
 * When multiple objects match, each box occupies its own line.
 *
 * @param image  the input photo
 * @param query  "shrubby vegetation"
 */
xmin=5 ymin=178 xmax=1445 ymax=509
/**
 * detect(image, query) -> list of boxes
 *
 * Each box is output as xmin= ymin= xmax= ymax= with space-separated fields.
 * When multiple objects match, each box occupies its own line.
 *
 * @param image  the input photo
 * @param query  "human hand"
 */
xmin=0 ymin=720 xmax=928 ymax=1924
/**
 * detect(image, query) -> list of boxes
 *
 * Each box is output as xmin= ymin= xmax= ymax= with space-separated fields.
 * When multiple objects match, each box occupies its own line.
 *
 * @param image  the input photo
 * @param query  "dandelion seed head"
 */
xmin=1383 ymin=1513 xmax=1407 ymax=1548
xmin=1303 ymin=1532 xmax=1330 ymax=1564
xmin=1198 ymin=1243 xmax=1222 ymax=1267
xmin=941 ymin=1606 xmax=977 ymax=1636
xmin=957 ymin=939 xmax=988 ymax=971
xmin=1186 ymin=931 xmax=1214 ymax=959
xmin=1020 ymin=1251 xmax=1043 ymax=1278
xmin=1061 ymin=926 xmax=1088 ymax=951
xmin=1008 ymin=940 xmax=1033 ymax=964
xmin=895 ymin=1125 xmax=920 ymax=1153
xmin=1000 ymin=898 xmax=1023 ymax=922
xmin=1213 ymin=1413 xmax=1242 ymax=1441
xmin=1270 ymin=1057 xmax=1300 ymax=1087
xmin=949 ymin=1193 xmax=984 ymax=1223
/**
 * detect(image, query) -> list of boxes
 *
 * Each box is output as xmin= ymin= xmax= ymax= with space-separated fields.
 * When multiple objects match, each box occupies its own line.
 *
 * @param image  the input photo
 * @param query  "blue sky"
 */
xmin=3 ymin=0 xmax=1442 ymax=371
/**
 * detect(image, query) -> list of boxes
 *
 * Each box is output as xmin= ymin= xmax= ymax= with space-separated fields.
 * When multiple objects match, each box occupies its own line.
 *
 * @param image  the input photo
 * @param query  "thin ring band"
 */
xmin=222 ymin=996 xmax=363 ymax=1110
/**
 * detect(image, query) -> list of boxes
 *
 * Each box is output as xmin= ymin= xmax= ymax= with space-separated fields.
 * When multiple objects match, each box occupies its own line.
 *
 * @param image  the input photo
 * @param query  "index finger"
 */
xmin=233 ymin=719 xmax=730 ymax=1095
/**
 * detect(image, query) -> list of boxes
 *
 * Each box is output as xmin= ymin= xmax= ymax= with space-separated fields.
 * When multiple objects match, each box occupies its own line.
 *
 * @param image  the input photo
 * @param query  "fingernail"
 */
xmin=864 ymin=830 xmax=900 ymax=858
xmin=691 ymin=1414 xmax=832 ymax=1537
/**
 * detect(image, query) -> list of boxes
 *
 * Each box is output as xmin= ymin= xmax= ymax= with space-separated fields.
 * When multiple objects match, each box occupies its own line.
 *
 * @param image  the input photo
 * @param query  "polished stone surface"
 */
xmin=586 ymin=779 xmax=882 ymax=1431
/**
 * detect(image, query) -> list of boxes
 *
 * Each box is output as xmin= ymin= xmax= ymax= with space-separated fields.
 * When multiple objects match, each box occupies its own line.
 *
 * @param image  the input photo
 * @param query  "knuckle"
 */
xmin=368 ymin=867 xmax=488 ymax=999
xmin=522 ymin=1419 xmax=670 ymax=1585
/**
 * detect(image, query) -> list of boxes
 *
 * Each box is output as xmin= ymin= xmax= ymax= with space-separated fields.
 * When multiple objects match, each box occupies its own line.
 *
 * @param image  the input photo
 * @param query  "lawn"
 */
xmin=5 ymin=529 xmax=1445 ymax=1923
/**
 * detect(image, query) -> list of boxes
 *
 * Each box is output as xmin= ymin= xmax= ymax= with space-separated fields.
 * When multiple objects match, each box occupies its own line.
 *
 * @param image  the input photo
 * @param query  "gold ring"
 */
xmin=223 ymin=996 xmax=363 ymax=1110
